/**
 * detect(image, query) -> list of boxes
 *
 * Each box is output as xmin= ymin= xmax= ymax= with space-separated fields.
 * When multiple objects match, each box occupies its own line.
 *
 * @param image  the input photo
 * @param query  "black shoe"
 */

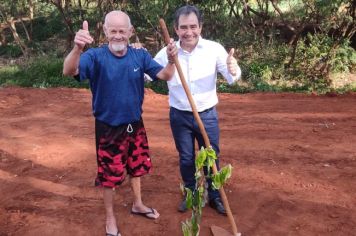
xmin=209 ymin=197 xmax=227 ymax=215
xmin=178 ymin=199 xmax=188 ymax=212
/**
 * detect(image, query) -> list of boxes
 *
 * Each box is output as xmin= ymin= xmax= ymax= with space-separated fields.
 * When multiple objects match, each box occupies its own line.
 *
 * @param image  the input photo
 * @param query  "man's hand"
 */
xmin=130 ymin=42 xmax=146 ymax=50
xmin=227 ymin=48 xmax=238 ymax=76
xmin=63 ymin=21 xmax=93 ymax=76
xmin=74 ymin=21 xmax=93 ymax=51
xmin=156 ymin=38 xmax=177 ymax=81
xmin=166 ymin=38 xmax=177 ymax=64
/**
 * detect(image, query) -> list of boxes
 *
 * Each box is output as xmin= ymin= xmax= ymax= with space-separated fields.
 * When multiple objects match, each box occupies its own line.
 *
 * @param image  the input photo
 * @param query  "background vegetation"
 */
xmin=0 ymin=0 xmax=355 ymax=94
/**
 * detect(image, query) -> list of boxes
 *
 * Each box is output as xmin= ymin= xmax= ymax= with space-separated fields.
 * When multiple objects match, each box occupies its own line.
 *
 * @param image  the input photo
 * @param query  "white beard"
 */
xmin=111 ymin=43 xmax=126 ymax=52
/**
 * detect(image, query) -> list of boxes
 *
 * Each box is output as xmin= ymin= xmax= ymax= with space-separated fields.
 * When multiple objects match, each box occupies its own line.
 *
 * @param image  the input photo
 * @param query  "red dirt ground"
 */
xmin=0 ymin=87 xmax=355 ymax=236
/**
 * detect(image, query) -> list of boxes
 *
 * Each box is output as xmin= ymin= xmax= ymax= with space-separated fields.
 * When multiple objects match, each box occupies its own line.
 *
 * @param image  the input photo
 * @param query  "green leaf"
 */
xmin=191 ymin=215 xmax=200 ymax=235
xmin=194 ymin=169 xmax=202 ymax=180
xmin=185 ymin=188 xmax=193 ymax=209
xmin=182 ymin=220 xmax=193 ymax=236
xmin=206 ymin=147 xmax=217 ymax=159
xmin=195 ymin=147 xmax=207 ymax=170
xmin=204 ymin=147 xmax=217 ymax=174
xmin=192 ymin=186 xmax=204 ymax=216
xmin=212 ymin=164 xmax=233 ymax=190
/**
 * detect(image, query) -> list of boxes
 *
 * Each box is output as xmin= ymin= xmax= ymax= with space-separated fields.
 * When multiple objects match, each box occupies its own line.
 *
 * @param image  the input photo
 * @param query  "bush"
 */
xmin=31 ymin=13 xmax=67 ymax=41
xmin=145 ymin=79 xmax=168 ymax=94
xmin=289 ymin=33 xmax=356 ymax=92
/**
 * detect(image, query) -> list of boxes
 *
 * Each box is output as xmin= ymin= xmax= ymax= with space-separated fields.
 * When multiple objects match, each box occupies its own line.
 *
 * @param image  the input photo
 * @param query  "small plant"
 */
xmin=181 ymin=146 xmax=232 ymax=236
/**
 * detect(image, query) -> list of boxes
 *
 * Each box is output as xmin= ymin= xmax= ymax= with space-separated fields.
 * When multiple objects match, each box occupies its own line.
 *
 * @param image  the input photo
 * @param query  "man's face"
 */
xmin=104 ymin=15 xmax=132 ymax=53
xmin=175 ymin=12 xmax=202 ymax=51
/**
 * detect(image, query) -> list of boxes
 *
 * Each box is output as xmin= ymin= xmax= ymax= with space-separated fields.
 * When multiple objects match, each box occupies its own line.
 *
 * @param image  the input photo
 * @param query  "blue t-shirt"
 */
xmin=78 ymin=45 xmax=163 ymax=126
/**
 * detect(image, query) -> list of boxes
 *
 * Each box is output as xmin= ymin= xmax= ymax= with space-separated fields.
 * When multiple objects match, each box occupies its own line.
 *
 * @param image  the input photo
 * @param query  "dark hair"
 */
xmin=174 ymin=5 xmax=203 ymax=28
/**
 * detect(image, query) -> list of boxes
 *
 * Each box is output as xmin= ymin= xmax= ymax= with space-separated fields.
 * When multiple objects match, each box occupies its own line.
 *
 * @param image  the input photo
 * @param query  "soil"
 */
xmin=0 ymin=87 xmax=355 ymax=236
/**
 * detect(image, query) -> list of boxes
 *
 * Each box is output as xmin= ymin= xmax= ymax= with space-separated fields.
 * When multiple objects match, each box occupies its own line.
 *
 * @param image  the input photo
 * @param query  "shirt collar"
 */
xmin=176 ymin=36 xmax=204 ymax=52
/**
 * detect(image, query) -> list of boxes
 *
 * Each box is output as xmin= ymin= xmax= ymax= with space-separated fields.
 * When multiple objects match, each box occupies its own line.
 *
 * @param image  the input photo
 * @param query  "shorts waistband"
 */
xmin=95 ymin=118 xmax=143 ymax=128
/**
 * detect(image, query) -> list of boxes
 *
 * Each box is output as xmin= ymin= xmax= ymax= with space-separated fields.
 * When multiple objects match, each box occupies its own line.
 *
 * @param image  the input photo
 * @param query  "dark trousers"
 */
xmin=169 ymin=106 xmax=220 ymax=201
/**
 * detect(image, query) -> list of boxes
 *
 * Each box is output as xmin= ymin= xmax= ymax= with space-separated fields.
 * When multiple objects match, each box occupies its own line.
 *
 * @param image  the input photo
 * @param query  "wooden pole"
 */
xmin=159 ymin=18 xmax=239 ymax=236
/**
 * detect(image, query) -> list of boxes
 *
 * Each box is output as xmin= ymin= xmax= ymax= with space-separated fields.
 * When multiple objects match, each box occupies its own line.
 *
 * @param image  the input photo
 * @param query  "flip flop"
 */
xmin=106 ymin=226 xmax=120 ymax=236
xmin=106 ymin=231 xmax=120 ymax=236
xmin=131 ymin=207 xmax=158 ymax=219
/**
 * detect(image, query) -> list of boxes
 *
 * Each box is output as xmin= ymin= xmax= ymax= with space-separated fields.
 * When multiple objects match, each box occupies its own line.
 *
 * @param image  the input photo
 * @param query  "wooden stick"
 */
xmin=159 ymin=18 xmax=239 ymax=236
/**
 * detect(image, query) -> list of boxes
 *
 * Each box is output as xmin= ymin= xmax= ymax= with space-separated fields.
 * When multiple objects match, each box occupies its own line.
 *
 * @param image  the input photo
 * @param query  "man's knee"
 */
xmin=179 ymin=155 xmax=195 ymax=167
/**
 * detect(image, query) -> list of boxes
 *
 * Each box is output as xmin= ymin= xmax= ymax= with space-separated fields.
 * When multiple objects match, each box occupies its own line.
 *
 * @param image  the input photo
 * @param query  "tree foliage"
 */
xmin=0 ymin=0 xmax=355 ymax=92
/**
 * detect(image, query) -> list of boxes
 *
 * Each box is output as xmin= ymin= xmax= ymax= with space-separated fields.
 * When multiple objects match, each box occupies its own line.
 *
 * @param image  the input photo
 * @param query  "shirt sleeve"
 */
xmin=154 ymin=47 xmax=168 ymax=66
xmin=78 ymin=49 xmax=96 ymax=82
xmin=142 ymin=50 xmax=164 ymax=81
xmin=216 ymin=43 xmax=241 ymax=85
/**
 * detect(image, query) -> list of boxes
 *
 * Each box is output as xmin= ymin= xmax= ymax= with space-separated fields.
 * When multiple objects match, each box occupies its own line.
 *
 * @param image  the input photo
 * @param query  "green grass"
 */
xmin=0 ymin=57 xmax=88 ymax=88
xmin=1 ymin=55 xmax=354 ymax=95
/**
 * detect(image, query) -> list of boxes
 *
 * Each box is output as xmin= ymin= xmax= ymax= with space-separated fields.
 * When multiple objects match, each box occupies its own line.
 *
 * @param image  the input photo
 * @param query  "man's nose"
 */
xmin=185 ymin=29 xmax=193 ymax=36
xmin=113 ymin=34 xmax=123 ymax=40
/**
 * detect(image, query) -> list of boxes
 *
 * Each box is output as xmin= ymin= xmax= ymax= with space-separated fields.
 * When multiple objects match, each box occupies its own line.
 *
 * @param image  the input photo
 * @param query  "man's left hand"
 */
xmin=227 ymin=48 xmax=238 ymax=76
xmin=130 ymin=42 xmax=146 ymax=50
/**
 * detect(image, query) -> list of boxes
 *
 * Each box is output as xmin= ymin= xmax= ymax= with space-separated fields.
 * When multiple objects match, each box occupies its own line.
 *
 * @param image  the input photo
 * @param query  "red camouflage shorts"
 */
xmin=94 ymin=119 xmax=152 ymax=188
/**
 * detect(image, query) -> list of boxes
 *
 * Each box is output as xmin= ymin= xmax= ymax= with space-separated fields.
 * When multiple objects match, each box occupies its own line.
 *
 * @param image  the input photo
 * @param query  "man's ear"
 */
xmin=128 ymin=26 xmax=134 ymax=38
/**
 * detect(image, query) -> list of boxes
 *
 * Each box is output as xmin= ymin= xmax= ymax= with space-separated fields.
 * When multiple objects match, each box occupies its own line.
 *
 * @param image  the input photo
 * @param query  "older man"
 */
xmin=63 ymin=10 xmax=176 ymax=236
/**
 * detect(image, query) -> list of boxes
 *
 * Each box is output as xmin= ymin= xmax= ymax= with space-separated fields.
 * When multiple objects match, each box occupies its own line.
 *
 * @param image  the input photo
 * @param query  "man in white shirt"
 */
xmin=154 ymin=5 xmax=241 ymax=215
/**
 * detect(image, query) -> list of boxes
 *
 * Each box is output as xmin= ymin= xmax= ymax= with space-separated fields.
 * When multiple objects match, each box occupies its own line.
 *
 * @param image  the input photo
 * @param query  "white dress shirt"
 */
xmin=154 ymin=37 xmax=241 ymax=112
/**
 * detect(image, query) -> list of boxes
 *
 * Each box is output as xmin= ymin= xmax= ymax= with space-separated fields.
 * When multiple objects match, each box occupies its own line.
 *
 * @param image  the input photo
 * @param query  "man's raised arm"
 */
xmin=63 ymin=21 xmax=93 ymax=76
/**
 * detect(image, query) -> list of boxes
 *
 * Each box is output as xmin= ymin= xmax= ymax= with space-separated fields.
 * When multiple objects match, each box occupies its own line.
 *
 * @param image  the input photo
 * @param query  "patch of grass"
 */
xmin=0 ymin=56 xmax=88 ymax=88
xmin=0 ymin=66 xmax=21 ymax=85
xmin=0 ymin=44 xmax=23 ymax=58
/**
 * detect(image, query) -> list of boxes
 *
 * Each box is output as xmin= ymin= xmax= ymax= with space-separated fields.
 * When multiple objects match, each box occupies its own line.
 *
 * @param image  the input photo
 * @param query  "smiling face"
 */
xmin=175 ymin=12 xmax=202 ymax=52
xmin=103 ymin=11 xmax=133 ymax=56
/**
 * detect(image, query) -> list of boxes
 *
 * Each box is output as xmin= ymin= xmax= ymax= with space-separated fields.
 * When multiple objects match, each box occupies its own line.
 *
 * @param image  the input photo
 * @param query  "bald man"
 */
xmin=63 ymin=11 xmax=177 ymax=236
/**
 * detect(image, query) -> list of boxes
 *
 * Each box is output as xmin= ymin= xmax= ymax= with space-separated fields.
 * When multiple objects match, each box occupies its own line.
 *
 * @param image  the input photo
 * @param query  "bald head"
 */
xmin=103 ymin=10 xmax=133 ymax=55
xmin=104 ymin=10 xmax=132 ymax=29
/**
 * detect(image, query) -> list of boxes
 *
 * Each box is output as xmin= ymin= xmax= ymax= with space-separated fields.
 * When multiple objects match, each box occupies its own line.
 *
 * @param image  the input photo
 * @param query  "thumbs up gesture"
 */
xmin=74 ymin=21 xmax=94 ymax=50
xmin=227 ymin=48 xmax=238 ymax=76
